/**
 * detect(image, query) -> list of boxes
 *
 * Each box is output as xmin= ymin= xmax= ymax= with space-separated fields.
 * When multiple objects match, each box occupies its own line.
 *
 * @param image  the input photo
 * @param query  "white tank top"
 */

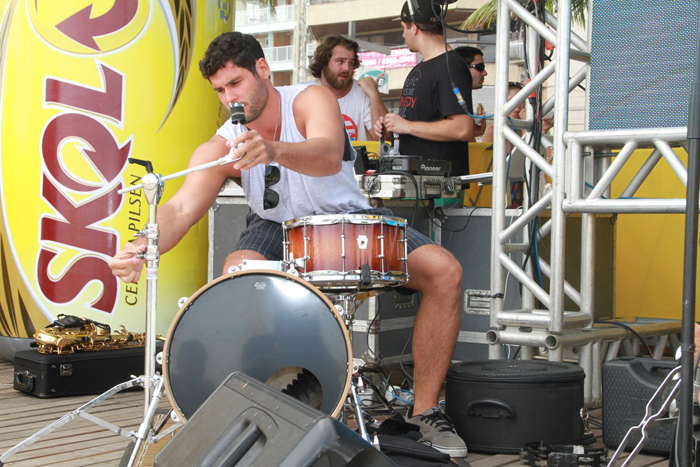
xmin=216 ymin=84 xmax=370 ymax=223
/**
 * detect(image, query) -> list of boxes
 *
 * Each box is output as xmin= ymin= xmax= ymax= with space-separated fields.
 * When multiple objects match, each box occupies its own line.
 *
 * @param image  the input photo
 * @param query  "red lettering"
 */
xmin=400 ymin=96 xmax=417 ymax=108
xmin=40 ymin=174 xmax=121 ymax=257
xmin=45 ymin=63 xmax=124 ymax=122
xmin=37 ymin=249 xmax=117 ymax=313
xmin=38 ymin=64 xmax=129 ymax=315
xmin=42 ymin=113 xmax=130 ymax=192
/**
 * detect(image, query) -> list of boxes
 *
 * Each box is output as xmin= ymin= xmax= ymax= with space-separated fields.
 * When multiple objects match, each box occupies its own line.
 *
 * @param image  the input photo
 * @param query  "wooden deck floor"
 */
xmin=0 ymin=356 xmax=672 ymax=467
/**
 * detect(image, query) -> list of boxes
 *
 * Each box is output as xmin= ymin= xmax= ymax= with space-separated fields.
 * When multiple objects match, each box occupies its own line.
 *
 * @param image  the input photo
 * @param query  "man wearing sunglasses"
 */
xmin=454 ymin=46 xmax=488 ymax=91
xmin=454 ymin=46 xmax=488 ymax=138
xmin=109 ymin=31 xmax=464 ymax=457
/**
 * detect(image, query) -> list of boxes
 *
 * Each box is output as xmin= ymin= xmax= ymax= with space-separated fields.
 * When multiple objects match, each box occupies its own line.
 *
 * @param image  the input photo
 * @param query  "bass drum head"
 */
xmin=163 ymin=270 xmax=352 ymax=421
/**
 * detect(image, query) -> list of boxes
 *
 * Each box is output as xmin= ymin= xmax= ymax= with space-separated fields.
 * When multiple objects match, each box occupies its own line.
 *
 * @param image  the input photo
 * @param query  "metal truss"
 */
xmin=486 ymin=0 xmax=687 ymax=406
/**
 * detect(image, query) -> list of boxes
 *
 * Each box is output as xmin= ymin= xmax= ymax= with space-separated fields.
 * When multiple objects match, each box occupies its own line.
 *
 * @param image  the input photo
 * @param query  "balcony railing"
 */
xmin=235 ymin=4 xmax=295 ymax=26
xmin=264 ymin=45 xmax=294 ymax=63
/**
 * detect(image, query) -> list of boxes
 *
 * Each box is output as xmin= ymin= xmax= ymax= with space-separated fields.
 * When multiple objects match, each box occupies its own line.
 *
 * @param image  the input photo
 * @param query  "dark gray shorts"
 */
xmin=233 ymin=208 xmax=435 ymax=261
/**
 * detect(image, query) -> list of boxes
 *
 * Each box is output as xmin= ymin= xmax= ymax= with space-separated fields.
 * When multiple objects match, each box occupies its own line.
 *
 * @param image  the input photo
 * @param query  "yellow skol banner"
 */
xmin=0 ymin=0 xmax=234 ymax=341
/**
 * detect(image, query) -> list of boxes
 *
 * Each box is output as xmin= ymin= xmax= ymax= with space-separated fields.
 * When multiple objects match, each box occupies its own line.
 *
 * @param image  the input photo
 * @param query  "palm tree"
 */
xmin=460 ymin=0 xmax=587 ymax=31
xmin=257 ymin=0 xmax=277 ymax=13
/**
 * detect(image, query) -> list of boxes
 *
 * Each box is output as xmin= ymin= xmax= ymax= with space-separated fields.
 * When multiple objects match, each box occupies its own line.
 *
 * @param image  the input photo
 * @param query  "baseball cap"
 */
xmin=398 ymin=0 xmax=441 ymax=25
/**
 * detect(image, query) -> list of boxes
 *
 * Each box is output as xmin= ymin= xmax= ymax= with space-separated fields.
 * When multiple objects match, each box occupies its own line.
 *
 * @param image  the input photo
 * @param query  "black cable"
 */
xmin=357 ymin=370 xmax=398 ymax=415
xmin=428 ymin=205 xmax=484 ymax=233
xmin=421 ymin=1 xmax=472 ymax=117
xmin=376 ymin=169 xmax=421 ymax=226
xmin=595 ymin=320 xmax=656 ymax=359
xmin=512 ymin=345 xmax=522 ymax=359
xmin=512 ymin=1 xmax=547 ymax=286
xmin=364 ymin=293 xmax=386 ymax=367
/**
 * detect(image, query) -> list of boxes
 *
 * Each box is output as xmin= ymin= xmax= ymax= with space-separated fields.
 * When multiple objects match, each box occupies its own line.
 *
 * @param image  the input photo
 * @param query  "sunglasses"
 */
xmin=467 ymin=62 xmax=486 ymax=72
xmin=263 ymin=165 xmax=280 ymax=210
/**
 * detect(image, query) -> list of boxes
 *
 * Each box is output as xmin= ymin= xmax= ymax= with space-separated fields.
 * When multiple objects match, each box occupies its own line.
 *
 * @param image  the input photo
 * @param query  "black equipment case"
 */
xmin=602 ymin=357 xmax=678 ymax=454
xmin=445 ymin=360 xmax=587 ymax=454
xmin=13 ymin=347 xmax=147 ymax=398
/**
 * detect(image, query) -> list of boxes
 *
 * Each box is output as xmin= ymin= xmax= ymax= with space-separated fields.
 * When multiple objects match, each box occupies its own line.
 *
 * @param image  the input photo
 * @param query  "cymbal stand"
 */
xmin=121 ymin=159 xmax=166 ymax=466
xmin=135 ymin=162 xmax=162 ymax=411
xmin=118 ymin=144 xmax=249 ymax=464
xmin=0 ymin=160 xmax=171 ymax=467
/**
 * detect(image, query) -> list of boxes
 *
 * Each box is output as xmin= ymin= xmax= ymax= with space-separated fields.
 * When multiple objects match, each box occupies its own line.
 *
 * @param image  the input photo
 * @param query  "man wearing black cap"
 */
xmin=374 ymin=0 xmax=475 ymax=178
xmin=373 ymin=0 xmax=471 ymax=457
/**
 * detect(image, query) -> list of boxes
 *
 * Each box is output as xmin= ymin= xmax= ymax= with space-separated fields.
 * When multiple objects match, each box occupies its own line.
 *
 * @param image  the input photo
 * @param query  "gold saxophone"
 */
xmin=33 ymin=315 xmax=149 ymax=355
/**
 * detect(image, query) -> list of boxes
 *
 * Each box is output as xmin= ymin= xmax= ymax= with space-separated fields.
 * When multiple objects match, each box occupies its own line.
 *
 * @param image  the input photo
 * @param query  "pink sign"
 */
xmin=358 ymin=48 xmax=417 ymax=69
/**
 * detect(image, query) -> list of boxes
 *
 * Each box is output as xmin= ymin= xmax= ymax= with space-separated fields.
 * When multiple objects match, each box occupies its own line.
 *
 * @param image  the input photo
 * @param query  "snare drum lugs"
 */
xmin=283 ymin=214 xmax=408 ymax=290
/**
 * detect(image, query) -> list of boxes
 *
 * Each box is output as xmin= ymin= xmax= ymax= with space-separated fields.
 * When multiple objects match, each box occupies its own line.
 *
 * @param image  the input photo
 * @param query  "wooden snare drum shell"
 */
xmin=285 ymin=215 xmax=406 ymax=275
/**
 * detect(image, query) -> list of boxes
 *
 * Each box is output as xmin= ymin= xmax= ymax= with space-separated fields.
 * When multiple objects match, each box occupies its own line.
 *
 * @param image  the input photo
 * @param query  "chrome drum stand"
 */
xmin=325 ymin=289 xmax=401 ymax=446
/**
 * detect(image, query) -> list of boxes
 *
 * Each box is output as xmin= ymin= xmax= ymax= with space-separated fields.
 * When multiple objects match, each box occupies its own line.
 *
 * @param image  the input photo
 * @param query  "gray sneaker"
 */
xmin=407 ymin=408 xmax=468 ymax=458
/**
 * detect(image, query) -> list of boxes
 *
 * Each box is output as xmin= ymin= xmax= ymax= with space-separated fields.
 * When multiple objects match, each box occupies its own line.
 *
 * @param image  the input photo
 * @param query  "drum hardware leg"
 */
xmin=0 ymin=375 xmax=181 ymax=466
xmin=348 ymin=377 xmax=373 ymax=445
xmin=326 ymin=293 xmax=359 ymax=324
xmin=124 ymin=375 xmax=175 ymax=467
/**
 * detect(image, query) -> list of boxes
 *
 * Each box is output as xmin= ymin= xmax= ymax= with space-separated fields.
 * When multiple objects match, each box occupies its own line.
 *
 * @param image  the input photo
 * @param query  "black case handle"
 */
xmin=466 ymin=398 xmax=516 ymax=419
xmin=14 ymin=371 xmax=35 ymax=393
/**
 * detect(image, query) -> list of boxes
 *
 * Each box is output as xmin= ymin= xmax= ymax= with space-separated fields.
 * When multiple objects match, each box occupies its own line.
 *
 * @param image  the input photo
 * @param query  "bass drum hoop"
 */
xmin=163 ymin=269 xmax=352 ymax=421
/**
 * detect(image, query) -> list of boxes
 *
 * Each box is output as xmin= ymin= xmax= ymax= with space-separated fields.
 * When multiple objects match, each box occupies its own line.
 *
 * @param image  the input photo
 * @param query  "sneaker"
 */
xmin=407 ymin=407 xmax=468 ymax=458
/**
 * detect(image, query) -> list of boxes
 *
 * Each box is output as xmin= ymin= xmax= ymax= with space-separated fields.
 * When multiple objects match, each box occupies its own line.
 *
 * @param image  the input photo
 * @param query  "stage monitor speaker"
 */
xmin=589 ymin=0 xmax=699 ymax=130
xmin=154 ymin=372 xmax=397 ymax=467
xmin=602 ymin=357 xmax=678 ymax=454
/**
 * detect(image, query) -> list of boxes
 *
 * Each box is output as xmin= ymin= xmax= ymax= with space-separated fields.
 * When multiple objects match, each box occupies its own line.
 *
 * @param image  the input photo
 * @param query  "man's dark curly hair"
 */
xmin=309 ymin=35 xmax=361 ymax=79
xmin=199 ymin=32 xmax=264 ymax=79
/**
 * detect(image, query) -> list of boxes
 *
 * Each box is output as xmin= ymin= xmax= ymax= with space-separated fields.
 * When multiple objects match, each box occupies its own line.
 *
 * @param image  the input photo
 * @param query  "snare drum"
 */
xmin=283 ymin=214 xmax=409 ymax=290
xmin=163 ymin=270 xmax=352 ymax=421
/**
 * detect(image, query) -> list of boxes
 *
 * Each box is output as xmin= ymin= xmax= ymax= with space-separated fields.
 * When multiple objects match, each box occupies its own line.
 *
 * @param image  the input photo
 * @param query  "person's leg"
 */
xmin=403 ymin=243 xmax=466 ymax=457
xmin=222 ymin=250 xmax=267 ymax=274
xmin=406 ymin=244 xmax=462 ymax=414
xmin=221 ymin=212 xmax=284 ymax=275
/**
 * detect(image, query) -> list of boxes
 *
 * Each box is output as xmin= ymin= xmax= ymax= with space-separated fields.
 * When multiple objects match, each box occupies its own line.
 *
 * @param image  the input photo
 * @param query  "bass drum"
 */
xmin=163 ymin=270 xmax=352 ymax=421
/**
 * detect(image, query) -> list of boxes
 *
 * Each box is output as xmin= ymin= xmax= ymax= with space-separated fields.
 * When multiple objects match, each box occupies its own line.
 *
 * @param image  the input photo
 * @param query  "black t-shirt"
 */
xmin=398 ymin=50 xmax=473 ymax=176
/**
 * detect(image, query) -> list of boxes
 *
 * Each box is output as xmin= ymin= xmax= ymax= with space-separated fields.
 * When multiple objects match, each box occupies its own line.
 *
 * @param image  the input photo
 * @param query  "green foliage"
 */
xmin=460 ymin=0 xmax=587 ymax=32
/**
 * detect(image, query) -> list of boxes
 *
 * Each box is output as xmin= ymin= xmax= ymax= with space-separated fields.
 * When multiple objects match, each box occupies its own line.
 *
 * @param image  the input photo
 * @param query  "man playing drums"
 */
xmin=109 ymin=32 xmax=467 ymax=457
